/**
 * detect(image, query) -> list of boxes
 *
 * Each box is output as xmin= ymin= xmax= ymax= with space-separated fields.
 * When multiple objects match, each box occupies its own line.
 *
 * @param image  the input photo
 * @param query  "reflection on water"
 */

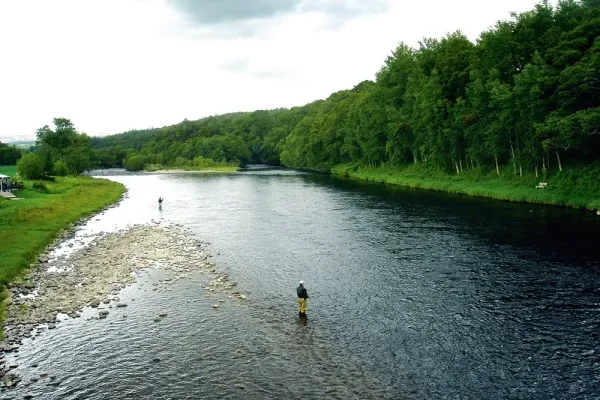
xmin=4 ymin=166 xmax=600 ymax=399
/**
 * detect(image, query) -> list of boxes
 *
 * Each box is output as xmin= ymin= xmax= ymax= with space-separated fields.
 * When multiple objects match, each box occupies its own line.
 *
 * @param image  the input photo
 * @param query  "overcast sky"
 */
xmin=0 ymin=0 xmax=545 ymax=141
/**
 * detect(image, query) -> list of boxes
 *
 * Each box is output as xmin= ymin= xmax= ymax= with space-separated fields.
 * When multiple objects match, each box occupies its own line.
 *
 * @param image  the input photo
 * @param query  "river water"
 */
xmin=4 ymin=166 xmax=600 ymax=399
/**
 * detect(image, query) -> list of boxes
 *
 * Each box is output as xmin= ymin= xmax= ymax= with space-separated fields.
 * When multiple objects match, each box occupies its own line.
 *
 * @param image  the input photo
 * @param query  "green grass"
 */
xmin=331 ymin=162 xmax=600 ymax=212
xmin=0 ymin=165 xmax=17 ymax=178
xmin=0 ymin=176 xmax=125 ymax=328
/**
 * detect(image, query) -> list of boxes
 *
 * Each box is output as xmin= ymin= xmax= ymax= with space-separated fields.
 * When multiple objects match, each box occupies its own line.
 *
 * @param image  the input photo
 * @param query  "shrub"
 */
xmin=32 ymin=182 xmax=48 ymax=192
xmin=53 ymin=160 xmax=70 ymax=176
xmin=173 ymin=156 xmax=191 ymax=168
xmin=16 ymin=153 xmax=44 ymax=179
xmin=123 ymin=153 xmax=146 ymax=171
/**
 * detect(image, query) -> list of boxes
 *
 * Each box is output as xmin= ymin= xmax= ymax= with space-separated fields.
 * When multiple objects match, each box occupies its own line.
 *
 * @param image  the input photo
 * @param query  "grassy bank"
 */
xmin=0 ymin=175 xmax=125 ymax=288
xmin=332 ymin=163 xmax=600 ymax=212
xmin=0 ymin=165 xmax=17 ymax=177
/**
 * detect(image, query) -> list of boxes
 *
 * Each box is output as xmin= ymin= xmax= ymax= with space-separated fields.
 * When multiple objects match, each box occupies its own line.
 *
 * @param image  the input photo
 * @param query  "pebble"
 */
xmin=2 ymin=225 xmax=244 ymax=360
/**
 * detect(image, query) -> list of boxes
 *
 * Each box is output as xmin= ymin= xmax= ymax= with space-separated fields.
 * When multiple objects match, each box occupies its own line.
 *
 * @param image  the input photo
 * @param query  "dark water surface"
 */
xmin=6 ymin=166 xmax=600 ymax=399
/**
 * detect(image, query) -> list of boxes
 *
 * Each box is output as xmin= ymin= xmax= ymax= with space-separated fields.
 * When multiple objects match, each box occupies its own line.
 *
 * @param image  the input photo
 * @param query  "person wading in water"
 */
xmin=158 ymin=197 xmax=163 ymax=209
xmin=297 ymin=280 xmax=309 ymax=317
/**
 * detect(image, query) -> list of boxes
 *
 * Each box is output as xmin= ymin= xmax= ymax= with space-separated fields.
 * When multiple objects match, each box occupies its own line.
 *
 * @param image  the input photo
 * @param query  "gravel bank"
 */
xmin=0 ymin=223 xmax=245 ymax=389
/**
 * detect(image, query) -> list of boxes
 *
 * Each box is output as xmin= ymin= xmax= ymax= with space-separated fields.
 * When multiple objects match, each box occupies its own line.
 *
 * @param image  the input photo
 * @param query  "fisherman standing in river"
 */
xmin=158 ymin=197 xmax=163 ymax=209
xmin=297 ymin=280 xmax=309 ymax=317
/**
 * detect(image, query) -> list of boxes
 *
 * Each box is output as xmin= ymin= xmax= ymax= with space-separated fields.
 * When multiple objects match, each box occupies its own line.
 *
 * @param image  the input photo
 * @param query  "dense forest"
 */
xmin=92 ymin=1 xmax=600 ymax=179
xmin=0 ymin=142 xmax=21 ymax=166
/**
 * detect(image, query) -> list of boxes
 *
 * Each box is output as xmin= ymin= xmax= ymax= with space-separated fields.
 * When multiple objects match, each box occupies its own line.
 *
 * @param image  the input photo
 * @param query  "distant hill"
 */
xmin=5 ymin=140 xmax=35 ymax=149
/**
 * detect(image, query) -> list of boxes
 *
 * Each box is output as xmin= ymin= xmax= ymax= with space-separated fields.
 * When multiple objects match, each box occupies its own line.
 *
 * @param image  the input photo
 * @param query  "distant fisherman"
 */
xmin=297 ymin=280 xmax=309 ymax=316
xmin=158 ymin=197 xmax=163 ymax=209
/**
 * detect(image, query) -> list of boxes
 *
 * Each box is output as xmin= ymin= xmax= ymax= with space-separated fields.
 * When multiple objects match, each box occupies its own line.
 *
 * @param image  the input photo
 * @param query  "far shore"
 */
xmin=145 ymin=167 xmax=238 ymax=174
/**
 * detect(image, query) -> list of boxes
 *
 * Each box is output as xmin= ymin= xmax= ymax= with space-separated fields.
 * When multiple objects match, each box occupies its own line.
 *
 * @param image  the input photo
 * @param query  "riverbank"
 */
xmin=0 ymin=222 xmax=245 ymax=390
xmin=332 ymin=163 xmax=600 ymax=212
xmin=0 ymin=176 xmax=126 ymax=314
xmin=143 ymin=165 xmax=238 ymax=173
xmin=146 ymin=167 xmax=238 ymax=173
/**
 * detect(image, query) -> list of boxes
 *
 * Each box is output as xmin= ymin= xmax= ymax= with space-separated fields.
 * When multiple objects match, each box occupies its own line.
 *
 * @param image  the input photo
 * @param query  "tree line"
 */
xmin=15 ymin=118 xmax=92 ymax=179
xmin=92 ymin=0 xmax=599 ymax=177
xmin=0 ymin=142 xmax=21 ymax=166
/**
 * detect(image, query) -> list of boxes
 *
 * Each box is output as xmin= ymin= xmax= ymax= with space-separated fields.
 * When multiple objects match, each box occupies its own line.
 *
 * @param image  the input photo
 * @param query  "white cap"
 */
xmin=299 ymin=280 xmax=305 ymax=285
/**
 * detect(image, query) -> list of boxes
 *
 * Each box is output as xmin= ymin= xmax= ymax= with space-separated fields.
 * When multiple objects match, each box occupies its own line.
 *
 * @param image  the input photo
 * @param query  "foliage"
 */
xmin=16 ymin=153 xmax=44 ymax=179
xmin=122 ymin=153 xmax=147 ymax=171
xmin=35 ymin=118 xmax=92 ymax=175
xmin=53 ymin=160 xmax=70 ymax=176
xmin=90 ymin=1 xmax=599 ymax=203
xmin=32 ymin=182 xmax=48 ymax=192
xmin=0 ymin=142 xmax=21 ymax=165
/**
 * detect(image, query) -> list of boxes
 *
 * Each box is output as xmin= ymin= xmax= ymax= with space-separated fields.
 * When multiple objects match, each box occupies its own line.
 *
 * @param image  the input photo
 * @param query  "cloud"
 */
xmin=167 ymin=0 xmax=297 ymax=24
xmin=167 ymin=0 xmax=391 ymax=36
xmin=299 ymin=0 xmax=390 ymax=20
xmin=220 ymin=57 xmax=294 ymax=80
xmin=221 ymin=58 xmax=252 ymax=73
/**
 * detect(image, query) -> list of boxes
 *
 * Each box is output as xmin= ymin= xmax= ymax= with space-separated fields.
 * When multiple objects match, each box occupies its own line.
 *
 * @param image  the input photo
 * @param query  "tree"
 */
xmin=35 ymin=118 xmax=92 ymax=174
xmin=17 ymin=153 xmax=44 ymax=179
xmin=0 ymin=142 xmax=21 ymax=165
xmin=53 ymin=160 xmax=70 ymax=176
xmin=123 ymin=153 xmax=146 ymax=171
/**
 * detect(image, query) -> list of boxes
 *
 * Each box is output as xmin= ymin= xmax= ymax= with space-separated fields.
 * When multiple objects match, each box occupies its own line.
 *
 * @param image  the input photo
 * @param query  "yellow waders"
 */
xmin=298 ymin=298 xmax=307 ymax=314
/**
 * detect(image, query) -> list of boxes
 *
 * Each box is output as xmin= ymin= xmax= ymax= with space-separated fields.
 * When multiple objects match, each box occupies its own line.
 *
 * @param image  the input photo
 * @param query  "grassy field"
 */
xmin=0 ymin=165 xmax=17 ymax=177
xmin=0 ymin=174 xmax=125 ymax=326
xmin=332 ymin=162 xmax=600 ymax=212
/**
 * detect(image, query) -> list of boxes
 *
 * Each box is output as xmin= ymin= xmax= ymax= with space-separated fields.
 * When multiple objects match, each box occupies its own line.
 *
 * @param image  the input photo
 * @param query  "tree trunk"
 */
xmin=519 ymin=163 xmax=523 ymax=177
xmin=454 ymin=159 xmax=460 ymax=174
xmin=535 ymin=164 xmax=539 ymax=179
xmin=494 ymin=154 xmax=500 ymax=176
xmin=510 ymin=142 xmax=517 ymax=175
xmin=542 ymin=157 xmax=547 ymax=180
xmin=470 ymin=157 xmax=475 ymax=170
xmin=459 ymin=158 xmax=464 ymax=173
xmin=556 ymin=150 xmax=563 ymax=172
xmin=413 ymin=153 xmax=418 ymax=164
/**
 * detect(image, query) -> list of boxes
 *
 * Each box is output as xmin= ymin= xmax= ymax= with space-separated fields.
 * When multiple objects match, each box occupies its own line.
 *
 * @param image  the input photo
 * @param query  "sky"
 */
xmin=0 ymin=0 xmax=546 ymax=141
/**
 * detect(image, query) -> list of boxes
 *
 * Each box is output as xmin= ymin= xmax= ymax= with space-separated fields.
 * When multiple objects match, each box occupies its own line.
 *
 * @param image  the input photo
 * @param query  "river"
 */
xmin=4 ymin=166 xmax=600 ymax=399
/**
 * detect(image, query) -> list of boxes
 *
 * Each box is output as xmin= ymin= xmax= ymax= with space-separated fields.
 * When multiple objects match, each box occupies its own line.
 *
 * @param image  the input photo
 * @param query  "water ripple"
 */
xmin=3 ymin=169 xmax=600 ymax=399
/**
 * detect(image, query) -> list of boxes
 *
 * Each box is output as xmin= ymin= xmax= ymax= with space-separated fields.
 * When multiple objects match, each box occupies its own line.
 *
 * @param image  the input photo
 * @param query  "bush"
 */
xmin=32 ymin=182 xmax=48 ymax=192
xmin=173 ymin=156 xmax=191 ymax=168
xmin=16 ymin=153 xmax=44 ymax=179
xmin=53 ymin=160 xmax=70 ymax=176
xmin=123 ymin=153 xmax=146 ymax=171
xmin=144 ymin=163 xmax=164 ymax=172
